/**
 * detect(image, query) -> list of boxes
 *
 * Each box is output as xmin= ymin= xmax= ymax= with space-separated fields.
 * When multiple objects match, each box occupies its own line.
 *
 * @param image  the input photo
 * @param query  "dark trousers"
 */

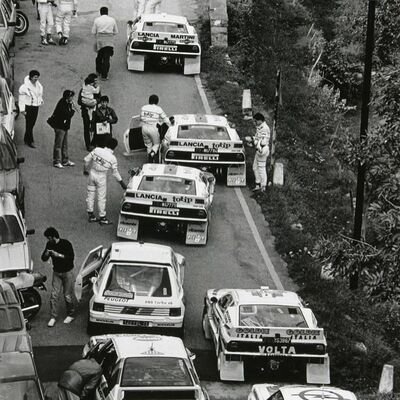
xmin=24 ymin=105 xmax=39 ymax=145
xmin=81 ymin=107 xmax=92 ymax=150
xmin=53 ymin=128 xmax=69 ymax=164
xmin=95 ymin=46 xmax=114 ymax=78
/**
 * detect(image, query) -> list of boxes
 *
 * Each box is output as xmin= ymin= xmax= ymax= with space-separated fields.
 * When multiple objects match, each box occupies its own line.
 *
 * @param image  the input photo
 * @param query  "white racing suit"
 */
xmin=140 ymin=104 xmax=170 ymax=155
xmin=253 ymin=121 xmax=271 ymax=189
xmin=37 ymin=0 xmax=55 ymax=37
xmin=55 ymin=0 xmax=77 ymax=38
xmin=84 ymin=147 xmax=122 ymax=218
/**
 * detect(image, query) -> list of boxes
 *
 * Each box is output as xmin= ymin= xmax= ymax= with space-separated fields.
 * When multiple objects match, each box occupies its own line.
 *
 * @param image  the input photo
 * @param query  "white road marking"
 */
xmin=194 ymin=75 xmax=285 ymax=290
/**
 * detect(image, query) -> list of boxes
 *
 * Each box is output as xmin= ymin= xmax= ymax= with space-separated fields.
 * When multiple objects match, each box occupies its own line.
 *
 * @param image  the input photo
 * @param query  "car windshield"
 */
xmin=0 ymin=380 xmax=42 ymax=400
xmin=0 ymin=307 xmax=23 ymax=332
xmin=239 ymin=305 xmax=307 ymax=328
xmin=121 ymin=357 xmax=192 ymax=387
xmin=144 ymin=22 xmax=188 ymax=33
xmin=0 ymin=215 xmax=24 ymax=245
xmin=104 ymin=264 xmax=172 ymax=297
xmin=177 ymin=125 xmax=230 ymax=140
xmin=139 ymin=176 xmax=196 ymax=195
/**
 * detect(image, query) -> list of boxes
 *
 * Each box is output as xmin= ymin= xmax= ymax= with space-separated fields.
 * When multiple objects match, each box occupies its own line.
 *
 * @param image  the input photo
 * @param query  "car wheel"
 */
xmin=21 ymin=288 xmax=41 ymax=321
xmin=15 ymin=10 xmax=29 ymax=36
xmin=87 ymin=315 xmax=100 ymax=336
xmin=202 ymin=308 xmax=211 ymax=340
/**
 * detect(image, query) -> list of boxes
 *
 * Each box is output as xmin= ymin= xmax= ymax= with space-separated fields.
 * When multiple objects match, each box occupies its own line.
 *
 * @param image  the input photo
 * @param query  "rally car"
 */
xmin=127 ymin=13 xmax=201 ymax=75
xmin=82 ymin=334 xmax=209 ymax=400
xmin=162 ymin=114 xmax=246 ymax=186
xmin=249 ymin=384 xmax=357 ymax=400
xmin=117 ymin=164 xmax=215 ymax=245
xmin=74 ymin=242 xmax=185 ymax=337
xmin=202 ymin=287 xmax=329 ymax=381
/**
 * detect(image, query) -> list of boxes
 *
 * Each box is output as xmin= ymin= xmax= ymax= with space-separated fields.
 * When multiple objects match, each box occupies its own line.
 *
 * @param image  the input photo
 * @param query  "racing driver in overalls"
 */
xmin=84 ymin=137 xmax=127 ymax=225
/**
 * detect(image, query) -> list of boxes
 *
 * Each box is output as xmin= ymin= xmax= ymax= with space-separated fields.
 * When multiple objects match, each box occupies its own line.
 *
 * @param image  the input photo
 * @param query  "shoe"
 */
xmin=88 ymin=213 xmax=99 ymax=223
xmin=62 ymin=160 xmax=75 ymax=167
xmin=53 ymin=163 xmax=64 ymax=169
xmin=41 ymin=37 xmax=48 ymax=45
xmin=63 ymin=37 xmax=68 ymax=45
xmin=26 ymin=142 xmax=36 ymax=148
xmin=252 ymin=184 xmax=261 ymax=192
xmin=48 ymin=318 xmax=56 ymax=327
xmin=100 ymin=76 xmax=108 ymax=81
xmin=99 ymin=217 xmax=112 ymax=225
xmin=58 ymin=32 xmax=63 ymax=45
xmin=47 ymin=37 xmax=57 ymax=45
xmin=260 ymin=186 xmax=266 ymax=192
xmin=63 ymin=316 xmax=74 ymax=324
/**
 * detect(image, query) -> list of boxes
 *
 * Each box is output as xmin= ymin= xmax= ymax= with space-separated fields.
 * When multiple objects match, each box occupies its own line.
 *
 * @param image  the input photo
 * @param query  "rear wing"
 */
xmin=228 ymin=326 xmax=325 ymax=341
xmin=169 ymin=139 xmax=243 ymax=151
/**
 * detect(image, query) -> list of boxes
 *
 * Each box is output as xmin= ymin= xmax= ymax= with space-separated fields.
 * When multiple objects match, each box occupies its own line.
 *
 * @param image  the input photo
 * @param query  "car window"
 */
xmin=144 ymin=22 xmax=188 ymax=33
xmin=177 ymin=125 xmax=230 ymax=140
xmin=0 ymin=9 xmax=5 ymax=27
xmin=104 ymin=264 xmax=172 ymax=298
xmin=121 ymin=357 xmax=192 ymax=387
xmin=239 ymin=305 xmax=307 ymax=328
xmin=0 ymin=80 xmax=11 ymax=115
xmin=269 ymin=391 xmax=284 ymax=400
xmin=102 ymin=347 xmax=118 ymax=383
xmin=218 ymin=295 xmax=233 ymax=311
xmin=0 ymin=215 xmax=24 ymax=244
xmin=0 ymin=380 xmax=42 ymax=400
xmin=1 ymin=2 xmax=10 ymax=22
xmin=0 ymin=307 xmax=23 ymax=332
xmin=139 ymin=175 xmax=196 ymax=195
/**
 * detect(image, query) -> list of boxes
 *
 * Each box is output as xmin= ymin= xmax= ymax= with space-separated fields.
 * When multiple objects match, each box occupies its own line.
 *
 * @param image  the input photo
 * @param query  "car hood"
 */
xmin=0 ymin=242 xmax=31 ymax=272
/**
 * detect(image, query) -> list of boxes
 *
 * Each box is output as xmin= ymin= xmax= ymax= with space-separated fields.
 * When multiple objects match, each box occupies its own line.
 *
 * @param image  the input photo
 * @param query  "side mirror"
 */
xmin=90 ymin=276 xmax=98 ymax=284
xmin=26 ymin=229 xmax=35 ymax=235
xmin=26 ymin=322 xmax=32 ymax=331
xmin=188 ymin=350 xmax=196 ymax=361
xmin=210 ymin=296 xmax=218 ymax=304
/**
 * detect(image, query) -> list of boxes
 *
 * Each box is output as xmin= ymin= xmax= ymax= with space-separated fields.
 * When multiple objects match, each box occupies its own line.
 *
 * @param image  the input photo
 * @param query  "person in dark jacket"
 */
xmin=91 ymin=95 xmax=118 ymax=148
xmin=41 ymin=227 xmax=75 ymax=327
xmin=57 ymin=356 xmax=102 ymax=400
xmin=51 ymin=89 xmax=78 ymax=168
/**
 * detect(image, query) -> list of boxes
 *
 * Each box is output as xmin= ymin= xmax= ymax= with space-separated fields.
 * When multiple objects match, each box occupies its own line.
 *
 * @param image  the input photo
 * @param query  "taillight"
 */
xmin=167 ymin=151 xmax=175 ymax=158
xmin=170 ymin=141 xmax=178 ymax=146
xmin=192 ymin=45 xmax=199 ymax=52
xmin=122 ymin=202 xmax=133 ymax=212
xmin=170 ymin=308 xmax=181 ymax=317
xmin=235 ymin=153 xmax=244 ymax=161
xmin=315 ymin=344 xmax=325 ymax=353
xmin=197 ymin=209 xmax=206 ymax=218
xmin=234 ymin=143 xmax=243 ymax=148
xmin=227 ymin=341 xmax=239 ymax=351
xmin=132 ymin=41 xmax=140 ymax=48
xmin=93 ymin=303 xmax=104 ymax=312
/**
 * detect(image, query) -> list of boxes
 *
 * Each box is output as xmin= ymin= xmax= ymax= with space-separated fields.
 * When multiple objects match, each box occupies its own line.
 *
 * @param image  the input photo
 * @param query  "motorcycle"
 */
xmin=13 ymin=0 xmax=30 ymax=36
xmin=5 ymin=272 xmax=47 ymax=321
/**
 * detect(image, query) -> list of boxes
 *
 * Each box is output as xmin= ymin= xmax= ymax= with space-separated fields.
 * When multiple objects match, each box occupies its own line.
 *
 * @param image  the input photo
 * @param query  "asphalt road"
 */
xmin=13 ymin=0 xmax=294 ymax=390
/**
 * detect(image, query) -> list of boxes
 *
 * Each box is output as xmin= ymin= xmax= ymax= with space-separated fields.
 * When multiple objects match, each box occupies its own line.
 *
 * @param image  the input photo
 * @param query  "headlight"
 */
xmin=93 ymin=302 xmax=104 ymax=312
xmin=315 ymin=344 xmax=326 ymax=353
xmin=170 ymin=308 xmax=181 ymax=317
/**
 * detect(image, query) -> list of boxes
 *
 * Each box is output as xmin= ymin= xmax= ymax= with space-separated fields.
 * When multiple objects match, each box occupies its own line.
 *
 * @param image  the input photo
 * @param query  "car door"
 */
xmin=123 ymin=115 xmax=145 ymax=155
xmin=74 ymin=245 xmax=104 ymax=301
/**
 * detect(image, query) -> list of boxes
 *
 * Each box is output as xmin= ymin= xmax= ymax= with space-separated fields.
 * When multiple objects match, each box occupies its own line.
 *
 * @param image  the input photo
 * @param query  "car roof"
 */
xmin=173 ymin=114 xmax=229 ymax=127
xmin=229 ymin=288 xmax=303 ymax=307
xmin=277 ymin=385 xmax=356 ymax=400
xmin=141 ymin=163 xmax=203 ymax=180
xmin=140 ymin=13 xmax=189 ymax=25
xmin=110 ymin=242 xmax=173 ymax=265
xmin=0 ymin=352 xmax=36 ymax=381
xmin=0 ymin=192 xmax=18 ymax=216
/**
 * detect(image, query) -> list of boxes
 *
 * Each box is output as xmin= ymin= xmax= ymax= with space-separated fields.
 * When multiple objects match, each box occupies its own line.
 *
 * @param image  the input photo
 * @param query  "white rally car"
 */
xmin=82 ymin=334 xmax=209 ymax=400
xmin=249 ymin=384 xmax=357 ymax=400
xmin=74 ymin=242 xmax=185 ymax=337
xmin=162 ymin=114 xmax=246 ymax=186
xmin=202 ymin=287 xmax=329 ymax=381
xmin=127 ymin=13 xmax=201 ymax=75
xmin=117 ymin=164 xmax=215 ymax=245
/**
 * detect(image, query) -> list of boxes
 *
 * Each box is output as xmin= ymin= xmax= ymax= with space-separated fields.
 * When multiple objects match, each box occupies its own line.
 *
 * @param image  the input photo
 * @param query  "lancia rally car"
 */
xmin=82 ymin=334 xmax=209 ymax=400
xmin=249 ymin=384 xmax=357 ymax=400
xmin=202 ymin=287 xmax=329 ymax=381
xmin=127 ymin=13 xmax=201 ymax=75
xmin=75 ymin=242 xmax=185 ymax=337
xmin=117 ymin=164 xmax=215 ymax=245
xmin=162 ymin=114 xmax=246 ymax=186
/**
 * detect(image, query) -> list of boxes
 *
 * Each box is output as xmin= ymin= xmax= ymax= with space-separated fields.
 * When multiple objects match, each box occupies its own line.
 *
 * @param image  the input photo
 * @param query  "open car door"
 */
xmin=123 ymin=115 xmax=146 ymax=156
xmin=74 ymin=245 xmax=104 ymax=302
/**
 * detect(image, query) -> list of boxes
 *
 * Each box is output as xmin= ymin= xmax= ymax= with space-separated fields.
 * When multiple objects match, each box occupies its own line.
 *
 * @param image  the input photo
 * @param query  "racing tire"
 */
xmin=15 ymin=10 xmax=29 ymax=36
xmin=20 ymin=288 xmax=41 ymax=321
xmin=202 ymin=308 xmax=212 ymax=340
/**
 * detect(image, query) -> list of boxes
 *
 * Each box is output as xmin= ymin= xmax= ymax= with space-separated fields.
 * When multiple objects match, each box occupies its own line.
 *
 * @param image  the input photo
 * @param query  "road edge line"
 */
xmin=194 ymin=75 xmax=284 ymax=290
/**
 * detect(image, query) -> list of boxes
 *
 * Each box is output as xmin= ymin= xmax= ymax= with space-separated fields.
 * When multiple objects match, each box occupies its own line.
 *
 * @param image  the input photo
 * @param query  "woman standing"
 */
xmin=51 ymin=90 xmax=77 ymax=169
xmin=91 ymin=95 xmax=118 ymax=148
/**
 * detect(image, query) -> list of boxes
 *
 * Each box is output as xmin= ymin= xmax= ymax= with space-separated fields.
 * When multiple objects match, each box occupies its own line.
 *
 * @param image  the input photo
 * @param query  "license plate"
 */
xmin=123 ymin=320 xmax=150 ymax=327
xmin=274 ymin=337 xmax=291 ymax=344
xmin=191 ymin=154 xmax=219 ymax=161
xmin=154 ymin=44 xmax=178 ymax=51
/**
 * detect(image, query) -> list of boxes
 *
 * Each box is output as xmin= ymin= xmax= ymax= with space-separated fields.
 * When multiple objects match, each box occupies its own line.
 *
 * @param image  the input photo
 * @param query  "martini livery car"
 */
xmin=162 ymin=114 xmax=246 ymax=186
xmin=249 ymin=384 xmax=357 ymax=400
xmin=75 ymin=242 xmax=185 ymax=337
xmin=83 ymin=334 xmax=209 ymax=400
xmin=127 ymin=14 xmax=201 ymax=75
xmin=118 ymin=164 xmax=215 ymax=245
xmin=202 ymin=287 xmax=328 ymax=381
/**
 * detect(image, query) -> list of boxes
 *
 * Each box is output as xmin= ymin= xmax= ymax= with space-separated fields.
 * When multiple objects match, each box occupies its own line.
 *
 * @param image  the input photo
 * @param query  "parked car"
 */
xmin=75 ymin=241 xmax=186 ymax=336
xmin=82 ymin=334 xmax=208 ymax=400
xmin=0 ymin=192 xmax=34 ymax=277
xmin=0 ymin=76 xmax=16 ymax=138
xmin=0 ymin=39 xmax=13 ymax=91
xmin=0 ymin=351 xmax=47 ymax=400
xmin=0 ymin=0 xmax=16 ymax=50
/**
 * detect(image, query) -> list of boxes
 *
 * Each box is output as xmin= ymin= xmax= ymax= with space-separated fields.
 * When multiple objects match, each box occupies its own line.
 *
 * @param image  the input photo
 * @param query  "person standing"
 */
xmin=252 ymin=112 xmax=270 ymax=192
xmin=140 ymin=94 xmax=170 ymax=162
xmin=36 ymin=0 xmax=57 ymax=45
xmin=145 ymin=0 xmax=162 ymax=13
xmin=41 ymin=227 xmax=75 ymax=327
xmin=18 ymin=70 xmax=44 ymax=148
xmin=91 ymin=95 xmax=118 ymax=148
xmin=84 ymin=137 xmax=127 ymax=225
xmin=92 ymin=7 xmax=118 ymax=80
xmin=55 ymin=0 xmax=78 ymax=45
xmin=50 ymin=90 xmax=77 ymax=168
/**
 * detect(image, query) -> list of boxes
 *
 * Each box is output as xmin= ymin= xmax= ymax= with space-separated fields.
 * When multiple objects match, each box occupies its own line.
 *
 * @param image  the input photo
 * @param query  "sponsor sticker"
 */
xmin=154 ymin=44 xmax=178 ymax=51
xmin=258 ymin=345 xmax=296 ymax=355
xmin=192 ymin=154 xmax=219 ymax=161
xmin=299 ymin=389 xmax=348 ymax=400
xmin=104 ymin=290 xmax=134 ymax=300
xmin=149 ymin=207 xmax=180 ymax=216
